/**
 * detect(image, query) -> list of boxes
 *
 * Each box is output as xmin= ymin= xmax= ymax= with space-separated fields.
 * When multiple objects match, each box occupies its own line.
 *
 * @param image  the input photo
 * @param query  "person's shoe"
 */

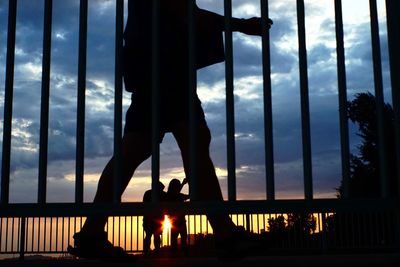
xmin=67 ymin=231 xmax=137 ymax=262
xmin=215 ymin=226 xmax=267 ymax=261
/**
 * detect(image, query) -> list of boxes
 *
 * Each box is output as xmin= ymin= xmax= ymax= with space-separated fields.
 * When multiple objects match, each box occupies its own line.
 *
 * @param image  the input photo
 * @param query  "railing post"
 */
xmin=334 ymin=0 xmax=350 ymax=199
xmin=260 ymin=0 xmax=275 ymax=200
xmin=1 ymin=0 xmax=18 ymax=205
xmin=369 ymin=0 xmax=389 ymax=198
xmin=75 ymin=0 xmax=88 ymax=204
xmin=224 ymin=0 xmax=237 ymax=202
xmin=296 ymin=0 xmax=313 ymax=199
xmin=113 ymin=0 xmax=124 ymax=203
xmin=385 ymin=0 xmax=400 ymax=196
xmin=19 ymin=217 xmax=26 ymax=259
xmin=38 ymin=0 xmax=53 ymax=204
xmin=188 ymin=0 xmax=198 ymax=201
xmin=151 ymin=0 xmax=161 ymax=202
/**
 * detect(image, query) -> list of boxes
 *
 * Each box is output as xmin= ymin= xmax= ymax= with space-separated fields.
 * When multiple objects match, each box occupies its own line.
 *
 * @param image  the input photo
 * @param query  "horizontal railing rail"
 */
xmin=1 ymin=199 xmax=399 ymax=218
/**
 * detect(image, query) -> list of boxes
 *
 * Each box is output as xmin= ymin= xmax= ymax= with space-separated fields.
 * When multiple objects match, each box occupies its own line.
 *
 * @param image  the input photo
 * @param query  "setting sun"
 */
xmin=163 ymin=215 xmax=172 ymax=233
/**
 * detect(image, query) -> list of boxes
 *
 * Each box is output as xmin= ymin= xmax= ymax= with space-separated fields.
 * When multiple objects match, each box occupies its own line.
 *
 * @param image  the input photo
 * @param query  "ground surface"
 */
xmin=1 ymin=253 xmax=400 ymax=267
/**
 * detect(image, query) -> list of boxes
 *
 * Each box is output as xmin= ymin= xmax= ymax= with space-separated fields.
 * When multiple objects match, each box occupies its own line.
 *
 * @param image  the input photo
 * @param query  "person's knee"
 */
xmin=198 ymin=123 xmax=212 ymax=147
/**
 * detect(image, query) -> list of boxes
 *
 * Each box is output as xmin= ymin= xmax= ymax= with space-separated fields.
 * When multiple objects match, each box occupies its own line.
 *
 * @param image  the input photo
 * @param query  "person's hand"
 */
xmin=182 ymin=177 xmax=188 ymax=185
xmin=238 ymin=17 xmax=273 ymax=36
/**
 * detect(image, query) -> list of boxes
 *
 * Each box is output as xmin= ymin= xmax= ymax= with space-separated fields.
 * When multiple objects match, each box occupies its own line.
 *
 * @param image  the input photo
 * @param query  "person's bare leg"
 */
xmin=172 ymin=121 xmax=235 ymax=238
xmin=153 ymin=232 xmax=161 ymax=253
xmin=143 ymin=230 xmax=151 ymax=255
xmin=81 ymin=131 xmax=152 ymax=234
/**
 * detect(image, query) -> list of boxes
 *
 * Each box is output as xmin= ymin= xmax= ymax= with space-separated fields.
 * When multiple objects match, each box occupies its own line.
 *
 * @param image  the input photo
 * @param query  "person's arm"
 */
xmin=197 ymin=8 xmax=273 ymax=36
xmin=178 ymin=178 xmax=188 ymax=192
xmin=164 ymin=0 xmax=273 ymax=36
xmin=179 ymin=193 xmax=190 ymax=201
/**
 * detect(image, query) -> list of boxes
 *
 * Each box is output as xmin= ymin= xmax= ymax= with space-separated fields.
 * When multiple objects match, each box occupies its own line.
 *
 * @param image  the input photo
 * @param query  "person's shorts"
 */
xmin=124 ymin=92 xmax=206 ymax=143
xmin=143 ymin=220 xmax=163 ymax=234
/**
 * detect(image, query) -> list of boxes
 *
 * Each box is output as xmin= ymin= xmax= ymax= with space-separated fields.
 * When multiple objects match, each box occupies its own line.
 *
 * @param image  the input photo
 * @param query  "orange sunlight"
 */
xmin=163 ymin=215 xmax=172 ymax=233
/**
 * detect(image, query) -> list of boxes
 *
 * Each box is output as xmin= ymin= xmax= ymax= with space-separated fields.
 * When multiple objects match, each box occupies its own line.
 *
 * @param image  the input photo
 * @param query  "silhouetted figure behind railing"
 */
xmin=68 ymin=0 xmax=272 ymax=261
xmin=166 ymin=178 xmax=190 ymax=256
xmin=142 ymin=181 xmax=167 ymax=256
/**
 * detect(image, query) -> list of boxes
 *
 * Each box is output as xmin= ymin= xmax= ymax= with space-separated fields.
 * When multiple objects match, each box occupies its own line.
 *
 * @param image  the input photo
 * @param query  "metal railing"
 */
xmin=1 ymin=0 xmax=400 ymax=259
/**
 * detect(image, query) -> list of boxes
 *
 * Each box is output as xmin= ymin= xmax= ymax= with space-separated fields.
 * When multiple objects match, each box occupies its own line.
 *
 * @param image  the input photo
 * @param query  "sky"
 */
xmin=0 ymin=0 xmax=392 ymax=203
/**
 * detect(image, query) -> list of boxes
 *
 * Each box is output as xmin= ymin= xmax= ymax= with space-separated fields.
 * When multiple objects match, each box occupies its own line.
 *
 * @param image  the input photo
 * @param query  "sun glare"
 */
xmin=163 ymin=215 xmax=172 ymax=233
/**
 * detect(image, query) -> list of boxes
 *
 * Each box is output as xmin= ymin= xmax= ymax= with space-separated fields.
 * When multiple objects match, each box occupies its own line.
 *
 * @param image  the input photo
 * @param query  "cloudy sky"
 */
xmin=0 ymin=0 xmax=392 ymax=203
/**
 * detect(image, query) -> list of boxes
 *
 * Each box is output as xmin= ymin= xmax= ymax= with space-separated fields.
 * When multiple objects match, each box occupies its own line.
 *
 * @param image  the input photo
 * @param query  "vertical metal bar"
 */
xmin=369 ymin=0 xmax=389 ymax=198
xmin=55 ymin=218 xmax=58 ymax=252
xmin=61 ymin=217 xmax=65 ymax=252
xmin=11 ymin=217 xmax=14 ymax=252
xmin=37 ymin=218 xmax=41 ymax=252
xmin=43 ymin=218 xmax=47 ymax=252
xmin=50 ymin=217 xmax=53 ymax=252
xmin=262 ymin=213 xmax=266 ymax=233
xmin=206 ymin=215 xmax=209 ymax=234
xmin=246 ymin=214 xmax=251 ymax=232
xmin=25 ymin=217 xmax=29 ymax=253
xmin=73 ymin=217 xmax=77 ymax=249
xmin=261 ymin=0 xmax=275 ymax=200
xmin=113 ymin=0 xmax=124 ymax=203
xmin=136 ymin=216 xmax=139 ymax=250
xmin=188 ymin=0 xmax=198 ymax=200
xmin=151 ymin=0 xmax=161 ymax=202
xmin=67 ymin=217 xmax=70 ymax=251
xmin=375 ymin=212 xmax=381 ymax=247
xmin=194 ymin=215 xmax=197 ymax=242
xmin=131 ymin=216 xmax=134 ymax=251
xmin=5 ymin=218 xmax=9 ymax=252
xmin=38 ymin=0 xmax=53 ymax=204
xmin=296 ymin=0 xmax=313 ymax=199
xmin=31 ymin=218 xmax=35 ymax=253
xmin=334 ymin=0 xmax=351 ymax=199
xmin=1 ymin=0 xmax=17 ymax=205
xmin=48 ymin=218 xmax=51 ymax=251
xmin=136 ymin=217 xmax=139 ymax=251
xmin=385 ymin=0 xmax=400 ymax=195
xmin=118 ymin=216 xmax=121 ymax=247
xmin=19 ymin=217 xmax=25 ymax=259
xmin=224 ymin=0 xmax=237 ymax=201
xmin=75 ymin=0 xmax=88 ymax=204
xmin=130 ymin=216 xmax=133 ymax=251
xmin=112 ymin=217 xmax=115 ymax=245
xmin=200 ymin=215 xmax=203 ymax=235
xmin=0 ymin=218 xmax=2 ymax=252
xmin=321 ymin=213 xmax=327 ymax=252
xmin=124 ymin=216 xmax=127 ymax=249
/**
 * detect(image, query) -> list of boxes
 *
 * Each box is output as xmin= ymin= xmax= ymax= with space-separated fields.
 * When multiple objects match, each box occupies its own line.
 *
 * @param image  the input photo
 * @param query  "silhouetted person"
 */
xmin=142 ymin=181 xmax=167 ymax=256
xmin=69 ymin=0 xmax=272 ymax=261
xmin=166 ymin=178 xmax=189 ymax=256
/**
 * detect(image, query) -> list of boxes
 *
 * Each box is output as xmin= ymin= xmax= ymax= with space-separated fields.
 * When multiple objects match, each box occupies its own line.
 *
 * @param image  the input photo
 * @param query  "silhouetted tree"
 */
xmin=338 ymin=92 xmax=398 ymax=197
xmin=286 ymin=213 xmax=317 ymax=235
xmin=267 ymin=215 xmax=286 ymax=234
xmin=326 ymin=93 xmax=398 ymax=249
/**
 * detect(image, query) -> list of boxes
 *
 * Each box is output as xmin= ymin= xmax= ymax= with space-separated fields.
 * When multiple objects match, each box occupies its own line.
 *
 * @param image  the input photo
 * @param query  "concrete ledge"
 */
xmin=1 ymin=253 xmax=400 ymax=267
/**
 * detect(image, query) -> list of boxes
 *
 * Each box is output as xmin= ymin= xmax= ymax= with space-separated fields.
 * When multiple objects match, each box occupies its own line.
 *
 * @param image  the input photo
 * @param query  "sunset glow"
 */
xmin=163 ymin=215 xmax=172 ymax=233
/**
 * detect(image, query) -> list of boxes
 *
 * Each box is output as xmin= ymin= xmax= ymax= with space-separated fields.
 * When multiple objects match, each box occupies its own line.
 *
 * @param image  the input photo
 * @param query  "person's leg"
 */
xmin=143 ymin=229 xmax=151 ymax=256
xmin=180 ymin=225 xmax=188 ymax=255
xmin=172 ymin=120 xmax=235 ymax=238
xmin=80 ymin=131 xmax=152 ymax=234
xmin=170 ymin=228 xmax=178 ymax=256
xmin=153 ymin=232 xmax=161 ymax=253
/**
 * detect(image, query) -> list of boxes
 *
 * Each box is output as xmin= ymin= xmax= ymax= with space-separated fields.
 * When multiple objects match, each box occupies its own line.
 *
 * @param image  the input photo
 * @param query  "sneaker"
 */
xmin=68 ymin=231 xmax=137 ymax=262
xmin=215 ymin=226 xmax=267 ymax=261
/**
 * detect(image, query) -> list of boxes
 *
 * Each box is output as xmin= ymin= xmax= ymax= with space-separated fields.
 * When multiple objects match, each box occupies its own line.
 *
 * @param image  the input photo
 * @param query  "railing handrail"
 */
xmin=0 ymin=198 xmax=398 ymax=217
